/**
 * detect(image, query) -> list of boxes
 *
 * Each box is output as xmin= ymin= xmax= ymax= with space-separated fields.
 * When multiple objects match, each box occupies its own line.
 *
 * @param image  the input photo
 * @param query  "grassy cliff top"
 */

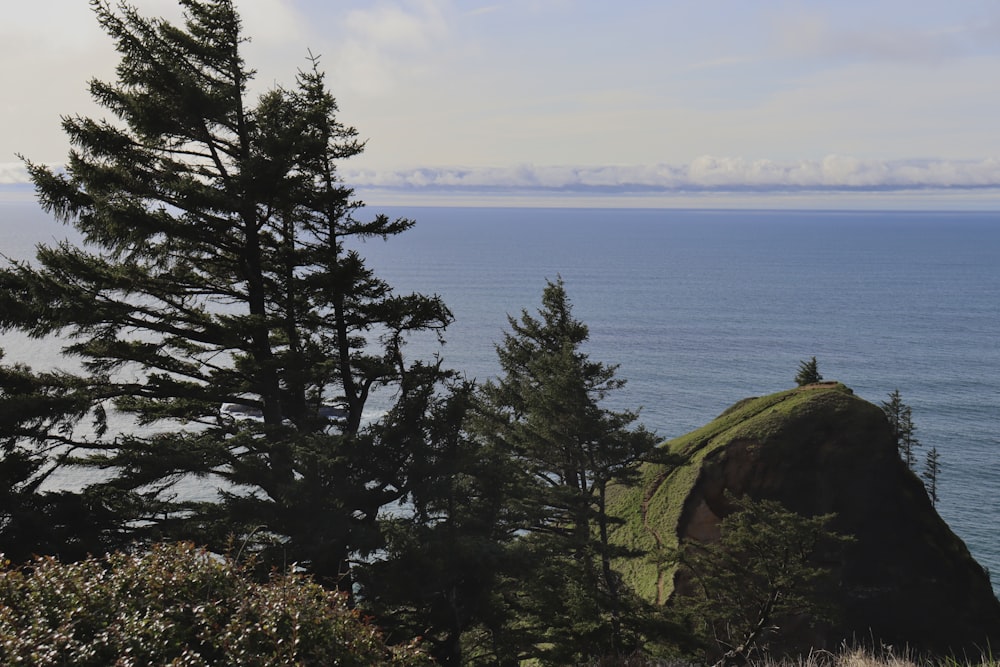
xmin=608 ymin=382 xmax=863 ymax=602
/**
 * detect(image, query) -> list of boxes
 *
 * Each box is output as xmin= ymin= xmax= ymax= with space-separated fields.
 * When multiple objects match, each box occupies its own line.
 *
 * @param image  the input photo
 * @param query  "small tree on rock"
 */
xmin=794 ymin=357 xmax=822 ymax=386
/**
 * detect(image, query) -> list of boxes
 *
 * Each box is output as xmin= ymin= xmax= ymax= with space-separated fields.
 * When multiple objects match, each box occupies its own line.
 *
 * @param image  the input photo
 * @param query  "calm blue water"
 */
xmin=2 ymin=202 xmax=999 ymax=585
xmin=359 ymin=206 xmax=1000 ymax=586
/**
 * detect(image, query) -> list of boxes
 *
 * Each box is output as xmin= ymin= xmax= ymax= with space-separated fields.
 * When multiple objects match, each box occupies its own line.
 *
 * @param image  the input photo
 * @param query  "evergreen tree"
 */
xmin=794 ymin=357 xmax=822 ymax=386
xmin=923 ymin=446 xmax=941 ymax=507
xmin=356 ymin=380 xmax=533 ymax=666
xmin=881 ymin=389 xmax=920 ymax=470
xmin=474 ymin=277 xmax=660 ymax=663
xmin=0 ymin=0 xmax=450 ymax=588
xmin=679 ymin=496 xmax=850 ymax=666
xmin=0 ymin=350 xmax=128 ymax=562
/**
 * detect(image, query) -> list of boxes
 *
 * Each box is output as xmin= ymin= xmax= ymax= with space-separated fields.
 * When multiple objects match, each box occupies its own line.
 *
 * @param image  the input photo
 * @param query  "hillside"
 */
xmin=609 ymin=382 xmax=1000 ymax=656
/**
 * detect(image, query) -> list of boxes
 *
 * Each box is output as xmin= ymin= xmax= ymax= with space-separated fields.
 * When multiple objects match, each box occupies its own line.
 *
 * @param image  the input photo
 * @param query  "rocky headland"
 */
xmin=609 ymin=382 xmax=1000 ymax=657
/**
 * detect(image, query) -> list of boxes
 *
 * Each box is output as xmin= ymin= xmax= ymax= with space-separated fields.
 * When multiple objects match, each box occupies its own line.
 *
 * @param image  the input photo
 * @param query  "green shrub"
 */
xmin=0 ymin=542 xmax=432 ymax=666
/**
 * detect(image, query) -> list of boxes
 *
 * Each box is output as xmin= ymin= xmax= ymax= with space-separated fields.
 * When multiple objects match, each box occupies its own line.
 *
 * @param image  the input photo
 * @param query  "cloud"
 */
xmin=8 ymin=157 xmax=1000 ymax=198
xmin=0 ymin=163 xmax=32 ymax=185
xmin=238 ymin=0 xmax=306 ymax=45
xmin=465 ymin=5 xmax=501 ymax=18
xmin=333 ymin=1 xmax=449 ymax=97
xmin=771 ymin=9 xmax=1000 ymax=66
xmin=342 ymin=157 xmax=1000 ymax=194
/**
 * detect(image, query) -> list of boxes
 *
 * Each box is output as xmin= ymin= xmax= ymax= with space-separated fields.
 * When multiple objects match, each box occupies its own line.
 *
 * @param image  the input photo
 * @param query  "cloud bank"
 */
xmin=5 ymin=157 xmax=1000 ymax=198
xmin=343 ymin=156 xmax=1000 ymax=194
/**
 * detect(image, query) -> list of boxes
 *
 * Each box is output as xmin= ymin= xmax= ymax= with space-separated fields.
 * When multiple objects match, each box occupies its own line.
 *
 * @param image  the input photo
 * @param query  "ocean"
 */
xmin=2 ymin=201 xmax=999 ymax=585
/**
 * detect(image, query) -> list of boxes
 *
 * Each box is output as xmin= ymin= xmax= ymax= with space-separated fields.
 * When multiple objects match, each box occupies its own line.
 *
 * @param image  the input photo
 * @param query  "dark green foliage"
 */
xmin=881 ymin=389 xmax=920 ymax=470
xmin=794 ymin=357 xmax=822 ymax=386
xmin=0 ymin=542 xmax=433 ymax=666
xmin=0 ymin=478 xmax=125 ymax=566
xmin=474 ymin=277 xmax=661 ymax=664
xmin=0 ymin=348 xmax=127 ymax=561
xmin=0 ymin=0 xmax=449 ymax=587
xmin=356 ymin=380 xmax=534 ymax=666
xmin=678 ymin=496 xmax=850 ymax=666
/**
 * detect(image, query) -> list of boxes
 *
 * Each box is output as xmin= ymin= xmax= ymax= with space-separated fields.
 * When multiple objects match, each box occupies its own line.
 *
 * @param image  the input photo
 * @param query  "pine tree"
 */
xmin=0 ymin=0 xmax=450 ymax=588
xmin=679 ymin=496 xmax=851 ymax=666
xmin=356 ymin=381 xmax=535 ymax=666
xmin=923 ymin=446 xmax=941 ymax=507
xmin=794 ymin=357 xmax=822 ymax=386
xmin=474 ymin=277 xmax=660 ymax=663
xmin=0 ymin=358 xmax=116 ymax=563
xmin=881 ymin=389 xmax=920 ymax=470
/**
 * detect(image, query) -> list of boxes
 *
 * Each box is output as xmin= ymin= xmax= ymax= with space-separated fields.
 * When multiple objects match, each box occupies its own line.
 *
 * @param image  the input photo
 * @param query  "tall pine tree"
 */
xmin=881 ymin=389 xmax=920 ymax=471
xmin=0 ymin=0 xmax=450 ymax=588
xmin=475 ymin=277 xmax=659 ymax=663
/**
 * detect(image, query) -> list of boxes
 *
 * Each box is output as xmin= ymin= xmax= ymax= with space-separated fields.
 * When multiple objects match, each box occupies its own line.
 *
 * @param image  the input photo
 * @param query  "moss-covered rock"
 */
xmin=609 ymin=382 xmax=1000 ymax=656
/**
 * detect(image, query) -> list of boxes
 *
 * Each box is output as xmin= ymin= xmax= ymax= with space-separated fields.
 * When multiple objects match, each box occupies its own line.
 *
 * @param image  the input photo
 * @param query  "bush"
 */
xmin=0 ymin=542 xmax=432 ymax=666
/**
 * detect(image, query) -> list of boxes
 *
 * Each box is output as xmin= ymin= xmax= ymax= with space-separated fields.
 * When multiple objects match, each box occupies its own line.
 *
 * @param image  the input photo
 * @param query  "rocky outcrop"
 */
xmin=609 ymin=383 xmax=1000 ymax=657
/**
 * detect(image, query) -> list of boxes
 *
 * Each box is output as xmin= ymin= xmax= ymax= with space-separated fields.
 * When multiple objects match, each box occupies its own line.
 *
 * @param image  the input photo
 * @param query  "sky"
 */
xmin=3 ymin=0 xmax=1000 ymax=208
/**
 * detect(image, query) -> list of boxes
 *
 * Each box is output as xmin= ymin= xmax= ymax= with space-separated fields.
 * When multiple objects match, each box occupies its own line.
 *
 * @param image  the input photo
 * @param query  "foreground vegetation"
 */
xmin=0 ymin=542 xmax=431 ymax=666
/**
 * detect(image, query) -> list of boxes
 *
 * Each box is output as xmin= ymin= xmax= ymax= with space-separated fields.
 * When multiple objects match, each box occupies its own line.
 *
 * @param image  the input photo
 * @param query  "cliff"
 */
xmin=609 ymin=382 xmax=1000 ymax=656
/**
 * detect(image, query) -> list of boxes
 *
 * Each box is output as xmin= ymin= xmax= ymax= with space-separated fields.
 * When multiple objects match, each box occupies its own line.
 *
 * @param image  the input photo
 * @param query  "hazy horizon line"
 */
xmin=5 ymin=156 xmax=1000 ymax=211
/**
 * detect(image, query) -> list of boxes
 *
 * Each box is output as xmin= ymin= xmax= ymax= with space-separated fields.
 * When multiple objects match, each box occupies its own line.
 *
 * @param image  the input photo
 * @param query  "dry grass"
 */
xmin=588 ymin=647 xmax=999 ymax=667
xmin=754 ymin=647 xmax=998 ymax=667
xmin=834 ymin=648 xmax=923 ymax=667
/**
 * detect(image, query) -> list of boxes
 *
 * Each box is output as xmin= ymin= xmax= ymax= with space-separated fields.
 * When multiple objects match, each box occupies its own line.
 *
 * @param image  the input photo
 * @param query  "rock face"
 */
xmin=609 ymin=383 xmax=1000 ymax=656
